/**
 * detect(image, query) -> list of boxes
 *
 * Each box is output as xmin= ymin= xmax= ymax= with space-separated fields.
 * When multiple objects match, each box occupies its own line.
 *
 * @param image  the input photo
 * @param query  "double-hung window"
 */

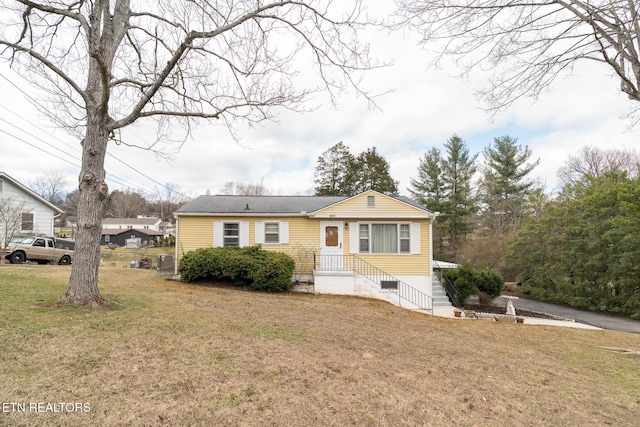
xmin=358 ymin=223 xmax=411 ymax=254
xmin=264 ymin=222 xmax=279 ymax=243
xmin=399 ymin=224 xmax=410 ymax=253
xmin=359 ymin=224 xmax=370 ymax=252
xmin=214 ymin=221 xmax=249 ymax=247
xmin=21 ymin=213 xmax=34 ymax=232
xmin=223 ymin=222 xmax=240 ymax=247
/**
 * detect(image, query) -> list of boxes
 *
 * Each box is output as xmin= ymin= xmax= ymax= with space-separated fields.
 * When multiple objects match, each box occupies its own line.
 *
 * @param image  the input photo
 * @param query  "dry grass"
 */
xmin=99 ymin=246 xmax=172 ymax=268
xmin=1 ymin=265 xmax=639 ymax=426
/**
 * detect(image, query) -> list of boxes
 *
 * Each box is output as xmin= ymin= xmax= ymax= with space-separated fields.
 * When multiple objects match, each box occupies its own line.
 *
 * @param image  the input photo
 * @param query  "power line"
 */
xmin=0 ymin=116 xmax=82 ymax=162
xmin=0 ymin=74 xmax=191 ymax=200
xmin=0 ymin=128 xmax=80 ymax=169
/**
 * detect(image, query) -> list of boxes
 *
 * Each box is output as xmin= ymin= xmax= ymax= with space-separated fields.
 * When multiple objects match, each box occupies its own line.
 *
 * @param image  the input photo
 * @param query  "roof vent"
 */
xmin=244 ymin=203 xmax=250 ymax=210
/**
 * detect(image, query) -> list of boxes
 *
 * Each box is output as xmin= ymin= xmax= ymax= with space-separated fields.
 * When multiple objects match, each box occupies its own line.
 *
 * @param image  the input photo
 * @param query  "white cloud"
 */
xmin=1 ymin=9 xmax=638 ymax=202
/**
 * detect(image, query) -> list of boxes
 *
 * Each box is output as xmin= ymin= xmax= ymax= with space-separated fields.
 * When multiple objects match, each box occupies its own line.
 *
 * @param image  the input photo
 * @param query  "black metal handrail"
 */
xmin=435 ymin=268 xmax=460 ymax=308
xmin=314 ymin=254 xmax=433 ymax=313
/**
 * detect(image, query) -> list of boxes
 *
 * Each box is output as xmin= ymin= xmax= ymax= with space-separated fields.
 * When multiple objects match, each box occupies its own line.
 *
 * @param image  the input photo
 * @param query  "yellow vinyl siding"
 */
xmin=317 ymin=192 xmax=426 ymax=218
xmin=177 ymin=216 xmax=321 ymax=276
xmin=259 ymin=217 xmax=319 ymax=276
xmin=177 ymin=211 xmax=431 ymax=277
xmin=177 ymin=216 xmax=214 ymax=256
xmin=353 ymin=254 xmax=426 ymax=275
xmin=344 ymin=218 xmax=431 ymax=276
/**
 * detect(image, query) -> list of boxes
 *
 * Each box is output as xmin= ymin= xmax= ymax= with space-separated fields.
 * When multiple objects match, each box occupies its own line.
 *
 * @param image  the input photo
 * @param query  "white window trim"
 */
xmin=255 ymin=221 xmax=289 ymax=245
xmin=350 ymin=222 xmax=420 ymax=255
xmin=264 ymin=222 xmax=280 ymax=243
xmin=214 ymin=221 xmax=250 ymax=247
xmin=223 ymin=222 xmax=240 ymax=247
xmin=21 ymin=211 xmax=35 ymax=233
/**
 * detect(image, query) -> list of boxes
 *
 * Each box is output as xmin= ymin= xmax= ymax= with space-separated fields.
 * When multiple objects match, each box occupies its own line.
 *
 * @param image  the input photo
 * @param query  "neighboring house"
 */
xmin=0 ymin=171 xmax=64 ymax=246
xmin=64 ymin=215 xmax=78 ymax=228
xmin=174 ymin=190 xmax=438 ymax=311
xmin=102 ymin=217 xmax=162 ymax=231
xmin=100 ymin=228 xmax=162 ymax=247
xmin=159 ymin=220 xmax=174 ymax=236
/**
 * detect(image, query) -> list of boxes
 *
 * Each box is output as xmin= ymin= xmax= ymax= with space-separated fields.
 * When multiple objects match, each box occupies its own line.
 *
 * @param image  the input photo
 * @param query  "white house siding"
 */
xmin=102 ymin=218 xmax=162 ymax=231
xmin=0 ymin=175 xmax=60 ymax=244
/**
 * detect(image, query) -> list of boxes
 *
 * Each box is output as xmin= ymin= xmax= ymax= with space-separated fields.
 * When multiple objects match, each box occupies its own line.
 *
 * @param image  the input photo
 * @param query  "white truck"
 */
xmin=4 ymin=236 xmax=74 ymax=265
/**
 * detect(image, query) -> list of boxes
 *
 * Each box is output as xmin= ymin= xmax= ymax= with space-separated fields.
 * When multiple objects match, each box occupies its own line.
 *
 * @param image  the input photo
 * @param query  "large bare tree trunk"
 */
xmin=61 ymin=89 xmax=111 ymax=306
xmin=0 ymin=1 xmax=377 ymax=308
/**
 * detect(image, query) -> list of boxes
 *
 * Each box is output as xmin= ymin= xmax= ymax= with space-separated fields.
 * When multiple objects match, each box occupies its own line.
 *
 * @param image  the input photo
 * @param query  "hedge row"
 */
xmin=178 ymin=245 xmax=295 ymax=292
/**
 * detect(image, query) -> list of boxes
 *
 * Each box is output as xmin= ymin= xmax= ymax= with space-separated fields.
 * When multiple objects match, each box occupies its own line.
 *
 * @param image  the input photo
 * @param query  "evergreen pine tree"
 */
xmin=313 ymin=142 xmax=356 ymax=196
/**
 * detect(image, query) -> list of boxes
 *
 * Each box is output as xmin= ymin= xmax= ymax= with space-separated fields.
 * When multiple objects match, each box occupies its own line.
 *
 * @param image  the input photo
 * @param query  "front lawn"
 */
xmin=1 ymin=265 xmax=639 ymax=426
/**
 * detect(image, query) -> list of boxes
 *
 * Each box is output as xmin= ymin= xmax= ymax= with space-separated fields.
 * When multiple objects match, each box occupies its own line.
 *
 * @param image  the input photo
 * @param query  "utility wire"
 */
xmin=0 ymin=128 xmax=80 ymax=169
xmin=0 ymin=127 xmax=148 ymax=192
xmin=0 ymin=75 xmax=191 ymax=200
xmin=0 ymin=116 xmax=82 ymax=162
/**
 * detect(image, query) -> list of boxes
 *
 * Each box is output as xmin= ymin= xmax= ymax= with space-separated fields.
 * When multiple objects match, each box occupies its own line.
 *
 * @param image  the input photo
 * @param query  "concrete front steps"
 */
xmin=432 ymin=276 xmax=454 ymax=308
xmin=354 ymin=274 xmax=454 ymax=315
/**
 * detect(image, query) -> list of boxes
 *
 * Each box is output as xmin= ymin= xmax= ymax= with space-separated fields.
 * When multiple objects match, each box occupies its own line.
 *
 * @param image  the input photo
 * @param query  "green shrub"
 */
xmin=445 ymin=265 xmax=504 ymax=305
xmin=178 ymin=248 xmax=222 ymax=283
xmin=178 ymin=246 xmax=295 ymax=292
xmin=249 ymin=252 xmax=296 ymax=292
xmin=476 ymin=267 xmax=504 ymax=298
xmin=448 ymin=266 xmax=478 ymax=306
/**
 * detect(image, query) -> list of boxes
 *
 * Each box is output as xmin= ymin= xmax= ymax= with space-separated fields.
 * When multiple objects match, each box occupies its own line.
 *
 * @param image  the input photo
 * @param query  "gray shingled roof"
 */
xmin=175 ymin=195 xmax=348 ymax=214
xmin=394 ymin=195 xmax=430 ymax=211
xmin=175 ymin=194 xmax=430 ymax=215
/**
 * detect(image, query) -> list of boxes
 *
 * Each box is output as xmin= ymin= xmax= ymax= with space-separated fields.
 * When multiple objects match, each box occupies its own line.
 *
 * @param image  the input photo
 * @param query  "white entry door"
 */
xmin=320 ymin=221 xmax=343 ymax=270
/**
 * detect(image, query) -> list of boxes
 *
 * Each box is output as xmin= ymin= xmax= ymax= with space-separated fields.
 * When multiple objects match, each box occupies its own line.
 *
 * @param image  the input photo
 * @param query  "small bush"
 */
xmin=476 ymin=267 xmax=504 ymax=298
xmin=446 ymin=265 xmax=504 ymax=305
xmin=448 ymin=266 xmax=478 ymax=305
xmin=249 ymin=252 xmax=296 ymax=292
xmin=178 ymin=246 xmax=295 ymax=292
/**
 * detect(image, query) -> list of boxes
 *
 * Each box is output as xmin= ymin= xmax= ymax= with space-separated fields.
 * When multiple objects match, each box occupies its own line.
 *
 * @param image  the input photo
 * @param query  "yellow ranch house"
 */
xmin=174 ymin=190 xmax=447 ymax=313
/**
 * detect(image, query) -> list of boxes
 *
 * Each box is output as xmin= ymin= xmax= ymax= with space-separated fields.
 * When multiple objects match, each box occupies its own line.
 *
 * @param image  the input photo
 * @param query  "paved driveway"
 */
xmin=496 ymin=296 xmax=640 ymax=334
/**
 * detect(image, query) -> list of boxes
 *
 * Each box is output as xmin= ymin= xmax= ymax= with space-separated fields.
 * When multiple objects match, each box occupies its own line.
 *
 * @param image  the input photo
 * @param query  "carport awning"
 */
xmin=433 ymin=260 xmax=460 ymax=269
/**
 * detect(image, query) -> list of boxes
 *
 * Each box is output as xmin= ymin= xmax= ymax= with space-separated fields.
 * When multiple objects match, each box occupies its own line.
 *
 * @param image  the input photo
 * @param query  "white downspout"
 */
xmin=429 ymin=218 xmax=434 ymax=297
xmin=174 ymin=216 xmax=179 ymax=275
xmin=428 ymin=212 xmax=440 ymax=297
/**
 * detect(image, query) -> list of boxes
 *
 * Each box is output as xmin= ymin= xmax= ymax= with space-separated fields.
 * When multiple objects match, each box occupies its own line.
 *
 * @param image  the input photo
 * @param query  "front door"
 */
xmin=320 ymin=221 xmax=343 ymax=270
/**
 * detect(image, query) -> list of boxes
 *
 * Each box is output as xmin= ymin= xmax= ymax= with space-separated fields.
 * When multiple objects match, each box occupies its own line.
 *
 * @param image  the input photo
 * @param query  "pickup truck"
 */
xmin=4 ymin=236 xmax=74 ymax=265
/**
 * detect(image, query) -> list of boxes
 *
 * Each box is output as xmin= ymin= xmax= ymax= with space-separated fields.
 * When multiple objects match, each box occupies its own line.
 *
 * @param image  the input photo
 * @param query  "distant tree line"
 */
xmin=506 ymin=147 xmax=640 ymax=318
xmin=30 ymin=173 xmax=190 ymax=222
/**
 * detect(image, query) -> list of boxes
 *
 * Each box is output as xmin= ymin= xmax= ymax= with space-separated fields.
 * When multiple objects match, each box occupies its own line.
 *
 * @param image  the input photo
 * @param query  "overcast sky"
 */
xmin=0 ymin=6 xmax=638 ymax=203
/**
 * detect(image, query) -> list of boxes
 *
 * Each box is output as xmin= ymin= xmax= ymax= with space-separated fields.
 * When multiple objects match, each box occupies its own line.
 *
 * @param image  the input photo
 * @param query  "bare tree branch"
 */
xmin=0 ymin=40 xmax=88 ymax=102
xmin=397 ymin=0 xmax=640 ymax=116
xmin=0 ymin=0 xmax=381 ymax=306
